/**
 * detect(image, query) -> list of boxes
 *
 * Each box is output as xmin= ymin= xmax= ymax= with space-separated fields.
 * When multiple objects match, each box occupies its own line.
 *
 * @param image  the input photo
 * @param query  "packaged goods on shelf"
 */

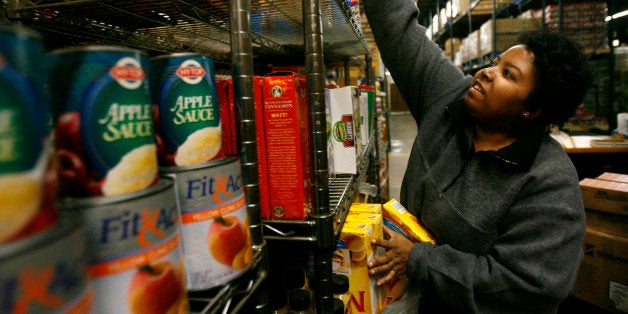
xmin=161 ymin=159 xmax=252 ymax=292
xmin=359 ymin=85 xmax=375 ymax=150
xmin=336 ymin=221 xmax=381 ymax=313
xmin=453 ymin=0 xmax=470 ymax=18
xmin=479 ymin=18 xmax=542 ymax=57
xmin=579 ymin=178 xmax=628 ymax=216
xmin=61 ymin=178 xmax=189 ymax=313
xmin=523 ymin=2 xmax=609 ymax=51
xmin=0 ymin=24 xmax=58 ymax=244
xmin=572 ymin=227 xmax=628 ymax=313
xmin=326 ymin=86 xmax=360 ymax=174
xmin=443 ymin=37 xmax=461 ymax=58
xmin=151 ymin=53 xmax=225 ymax=167
xmin=471 ymin=0 xmax=511 ymax=15
xmin=383 ymin=199 xmax=436 ymax=244
xmin=215 ymin=79 xmax=240 ymax=156
xmin=0 ymin=214 xmax=93 ymax=313
xmin=258 ymin=73 xmax=312 ymax=220
xmin=460 ymin=30 xmax=481 ymax=63
xmin=49 ymin=46 xmax=159 ymax=199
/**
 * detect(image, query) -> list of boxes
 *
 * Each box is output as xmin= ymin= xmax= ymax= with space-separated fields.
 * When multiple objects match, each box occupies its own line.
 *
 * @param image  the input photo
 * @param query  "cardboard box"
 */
xmin=586 ymin=209 xmax=628 ymax=238
xmin=597 ymin=172 xmax=628 ymax=184
xmin=326 ymin=86 xmax=359 ymax=174
xmin=252 ymin=77 xmax=271 ymax=220
xmin=579 ymin=178 xmax=628 ymax=216
xmin=259 ymin=73 xmax=312 ymax=220
xmin=479 ymin=18 xmax=542 ymax=56
xmin=572 ymin=228 xmax=628 ymax=312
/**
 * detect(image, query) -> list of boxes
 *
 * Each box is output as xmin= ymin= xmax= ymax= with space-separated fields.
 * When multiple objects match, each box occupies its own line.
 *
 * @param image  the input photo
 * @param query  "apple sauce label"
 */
xmin=51 ymin=49 xmax=158 ymax=198
xmin=152 ymin=55 xmax=223 ymax=167
xmin=162 ymin=158 xmax=252 ymax=290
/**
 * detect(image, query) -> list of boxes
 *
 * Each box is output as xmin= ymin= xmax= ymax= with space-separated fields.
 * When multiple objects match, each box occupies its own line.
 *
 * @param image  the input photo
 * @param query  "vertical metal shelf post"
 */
xmin=229 ymin=0 xmax=268 ymax=311
xmin=303 ymin=0 xmax=334 ymax=312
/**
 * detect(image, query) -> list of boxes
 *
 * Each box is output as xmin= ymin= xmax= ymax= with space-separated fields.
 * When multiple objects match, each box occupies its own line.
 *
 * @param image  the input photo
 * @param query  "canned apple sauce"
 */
xmin=60 ymin=178 xmax=188 ymax=314
xmin=150 ymin=53 xmax=224 ymax=167
xmin=161 ymin=157 xmax=253 ymax=291
xmin=0 ymin=24 xmax=57 ymax=244
xmin=48 ymin=45 xmax=158 ymax=199
xmin=0 ymin=213 xmax=93 ymax=313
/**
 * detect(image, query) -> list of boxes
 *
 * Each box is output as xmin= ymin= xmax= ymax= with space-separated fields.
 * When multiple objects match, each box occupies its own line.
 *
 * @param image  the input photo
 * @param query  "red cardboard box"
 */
xmin=259 ymin=73 xmax=312 ymax=220
xmin=216 ymin=80 xmax=239 ymax=156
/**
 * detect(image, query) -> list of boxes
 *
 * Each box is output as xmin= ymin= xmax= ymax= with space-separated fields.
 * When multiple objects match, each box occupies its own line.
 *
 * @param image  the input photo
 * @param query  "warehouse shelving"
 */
xmin=2 ymin=0 xmax=375 ymax=312
xmin=428 ymin=0 xmax=622 ymax=133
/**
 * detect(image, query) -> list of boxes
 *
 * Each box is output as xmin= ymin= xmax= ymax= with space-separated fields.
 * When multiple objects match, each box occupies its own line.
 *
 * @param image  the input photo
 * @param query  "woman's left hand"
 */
xmin=368 ymin=225 xmax=414 ymax=286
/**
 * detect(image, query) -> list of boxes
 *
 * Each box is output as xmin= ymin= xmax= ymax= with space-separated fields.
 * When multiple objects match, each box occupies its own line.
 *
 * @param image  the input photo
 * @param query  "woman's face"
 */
xmin=464 ymin=45 xmax=537 ymax=132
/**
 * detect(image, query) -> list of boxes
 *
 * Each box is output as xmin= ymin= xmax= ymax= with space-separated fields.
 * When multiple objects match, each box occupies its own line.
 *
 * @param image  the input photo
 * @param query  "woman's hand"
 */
xmin=368 ymin=225 xmax=414 ymax=286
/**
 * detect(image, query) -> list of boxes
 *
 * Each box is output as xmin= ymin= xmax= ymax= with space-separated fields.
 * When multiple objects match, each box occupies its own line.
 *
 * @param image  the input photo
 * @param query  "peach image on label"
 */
xmin=127 ymin=259 xmax=188 ymax=314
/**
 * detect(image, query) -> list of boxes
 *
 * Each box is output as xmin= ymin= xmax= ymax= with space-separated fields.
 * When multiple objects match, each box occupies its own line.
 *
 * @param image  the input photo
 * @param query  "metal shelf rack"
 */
xmin=3 ymin=0 xmax=373 ymax=312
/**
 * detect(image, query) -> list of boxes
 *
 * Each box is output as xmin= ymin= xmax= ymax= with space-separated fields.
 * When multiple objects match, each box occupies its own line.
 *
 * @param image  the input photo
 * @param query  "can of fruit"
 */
xmin=0 ymin=24 xmax=58 ymax=244
xmin=160 ymin=157 xmax=252 ymax=291
xmin=48 ymin=45 xmax=158 ymax=199
xmin=151 ymin=53 xmax=224 ymax=167
xmin=0 ymin=213 xmax=94 ymax=313
xmin=60 ymin=178 xmax=188 ymax=314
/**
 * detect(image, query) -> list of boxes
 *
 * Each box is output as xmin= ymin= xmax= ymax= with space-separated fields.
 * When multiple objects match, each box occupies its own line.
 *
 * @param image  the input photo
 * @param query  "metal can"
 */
xmin=151 ymin=53 xmax=224 ymax=167
xmin=161 ymin=157 xmax=252 ymax=291
xmin=60 ymin=178 xmax=188 ymax=314
xmin=48 ymin=45 xmax=158 ymax=199
xmin=0 ymin=213 xmax=93 ymax=313
xmin=0 ymin=24 xmax=57 ymax=244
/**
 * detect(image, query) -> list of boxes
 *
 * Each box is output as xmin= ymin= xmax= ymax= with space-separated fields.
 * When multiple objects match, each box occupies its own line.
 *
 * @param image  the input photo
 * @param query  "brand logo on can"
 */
xmin=100 ymin=206 xmax=178 ymax=248
xmin=176 ymin=60 xmax=206 ymax=85
xmin=110 ymin=57 xmax=145 ymax=90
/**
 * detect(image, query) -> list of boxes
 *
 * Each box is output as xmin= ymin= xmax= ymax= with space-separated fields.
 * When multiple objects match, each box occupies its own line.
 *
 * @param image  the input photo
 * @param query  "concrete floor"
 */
xmin=387 ymin=111 xmax=416 ymax=201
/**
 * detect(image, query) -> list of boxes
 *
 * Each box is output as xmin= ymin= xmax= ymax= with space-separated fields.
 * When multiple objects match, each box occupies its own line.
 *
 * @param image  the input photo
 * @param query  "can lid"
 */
xmin=332 ymin=274 xmax=349 ymax=294
xmin=288 ymin=289 xmax=311 ymax=311
xmin=333 ymin=298 xmax=345 ymax=314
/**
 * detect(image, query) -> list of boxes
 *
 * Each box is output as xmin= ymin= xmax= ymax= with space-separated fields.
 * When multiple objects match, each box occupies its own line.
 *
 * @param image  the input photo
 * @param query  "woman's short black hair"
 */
xmin=516 ymin=30 xmax=594 ymax=127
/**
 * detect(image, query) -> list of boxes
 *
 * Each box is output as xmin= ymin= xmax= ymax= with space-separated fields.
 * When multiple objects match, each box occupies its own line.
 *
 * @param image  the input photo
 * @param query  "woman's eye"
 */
xmin=503 ymin=69 xmax=513 ymax=78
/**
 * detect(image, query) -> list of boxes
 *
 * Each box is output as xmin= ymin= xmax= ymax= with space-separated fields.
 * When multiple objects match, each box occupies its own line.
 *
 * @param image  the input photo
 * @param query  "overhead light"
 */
xmin=605 ymin=9 xmax=628 ymax=22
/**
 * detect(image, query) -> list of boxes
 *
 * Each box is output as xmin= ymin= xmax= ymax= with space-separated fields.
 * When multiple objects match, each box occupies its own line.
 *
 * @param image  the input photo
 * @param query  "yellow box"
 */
xmin=350 ymin=202 xmax=382 ymax=214
xmin=336 ymin=223 xmax=380 ymax=313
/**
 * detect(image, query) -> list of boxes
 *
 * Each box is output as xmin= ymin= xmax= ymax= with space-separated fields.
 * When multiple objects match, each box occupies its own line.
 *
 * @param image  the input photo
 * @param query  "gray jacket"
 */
xmin=364 ymin=0 xmax=586 ymax=312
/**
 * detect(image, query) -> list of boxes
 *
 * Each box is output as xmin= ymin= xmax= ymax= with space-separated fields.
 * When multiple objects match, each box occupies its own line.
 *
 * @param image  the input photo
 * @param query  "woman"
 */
xmin=364 ymin=0 xmax=593 ymax=312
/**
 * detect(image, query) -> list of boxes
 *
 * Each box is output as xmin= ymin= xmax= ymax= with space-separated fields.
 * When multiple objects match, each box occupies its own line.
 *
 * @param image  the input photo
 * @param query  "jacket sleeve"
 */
xmin=363 ymin=0 xmax=469 ymax=120
xmin=406 ymin=168 xmax=586 ymax=313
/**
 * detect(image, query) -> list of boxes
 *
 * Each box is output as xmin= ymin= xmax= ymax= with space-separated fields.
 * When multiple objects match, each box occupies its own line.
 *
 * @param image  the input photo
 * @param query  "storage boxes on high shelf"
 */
xmin=519 ymin=2 xmax=608 ymax=52
xmin=575 ymin=172 xmax=628 ymax=313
